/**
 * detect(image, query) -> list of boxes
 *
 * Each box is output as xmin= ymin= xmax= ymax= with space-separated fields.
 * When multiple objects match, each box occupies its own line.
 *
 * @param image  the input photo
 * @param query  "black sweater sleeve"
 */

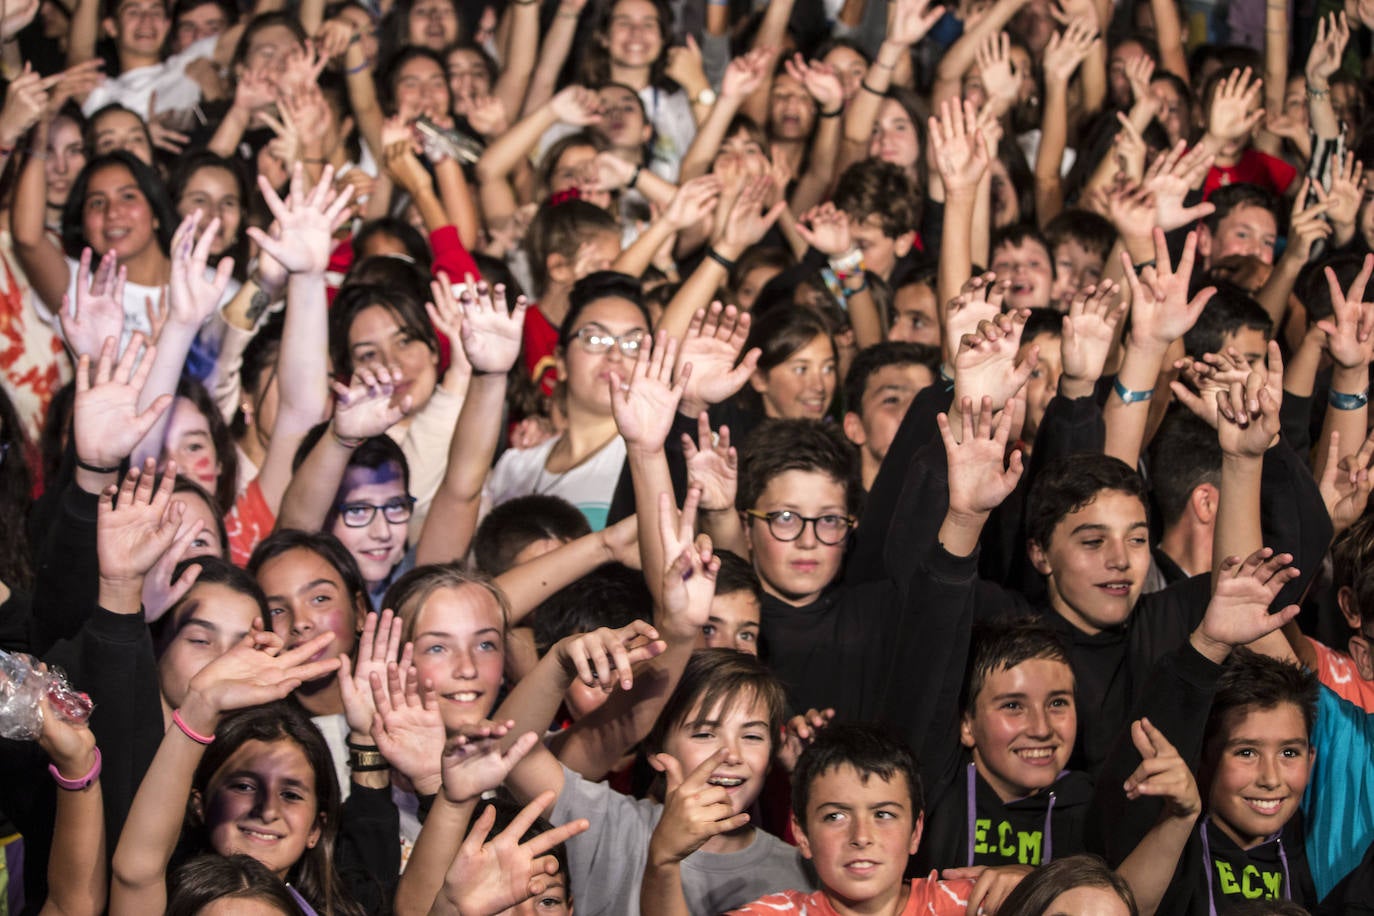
xmin=1260 ymin=436 xmax=1333 ymax=612
xmin=28 ymin=483 xmax=102 ymax=657
xmin=335 ymin=783 xmax=402 ymax=915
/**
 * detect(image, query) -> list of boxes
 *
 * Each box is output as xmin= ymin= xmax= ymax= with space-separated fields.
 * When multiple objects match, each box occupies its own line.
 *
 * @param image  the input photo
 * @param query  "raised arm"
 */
xmin=12 ymin=121 xmax=73 ymax=317
xmin=1035 ymin=17 xmax=1098 ymax=227
xmin=491 ymin=0 xmax=541 ymax=121
xmin=1306 ymin=13 xmax=1350 ymax=143
xmin=738 ymin=0 xmax=796 ymax=125
xmin=522 ymin=0 xmax=589 ymax=116
xmin=678 ymin=49 xmax=770 ymax=183
xmin=37 ymin=696 xmax=106 ymax=916
xmin=612 ymin=176 xmax=720 ymax=279
xmin=931 ymin=0 xmax=1030 ymax=107
xmin=840 ymin=0 xmax=942 ymax=168
xmin=931 ymin=98 xmax=991 ymax=316
xmin=1114 ymin=719 xmax=1200 ymax=916
xmin=785 ymin=56 xmax=844 ymax=214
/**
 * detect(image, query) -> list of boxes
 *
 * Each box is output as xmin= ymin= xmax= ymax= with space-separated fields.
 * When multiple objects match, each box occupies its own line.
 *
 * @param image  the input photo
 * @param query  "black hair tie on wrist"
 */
xmin=76 ymin=458 xmax=121 ymax=474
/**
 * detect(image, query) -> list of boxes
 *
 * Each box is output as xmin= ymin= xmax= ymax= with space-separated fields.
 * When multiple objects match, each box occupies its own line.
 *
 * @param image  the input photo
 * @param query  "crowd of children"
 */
xmin=2 ymin=0 xmax=1374 ymax=911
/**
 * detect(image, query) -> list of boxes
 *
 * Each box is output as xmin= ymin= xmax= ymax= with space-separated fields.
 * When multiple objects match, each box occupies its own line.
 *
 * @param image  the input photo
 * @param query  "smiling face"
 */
xmin=751 ymin=334 xmax=837 ymax=420
xmin=163 ymin=397 xmax=221 ymax=492
xmin=698 ymin=590 xmax=761 ymax=655
xmin=745 ymin=469 xmax=850 ymax=606
xmin=409 ymin=584 xmax=506 ymax=732
xmin=202 ymin=738 xmax=323 ymax=878
xmin=991 ymin=238 xmax=1053 ymax=310
xmin=394 ymin=54 xmax=453 ymax=122
xmin=257 ymin=547 xmax=364 ymax=666
xmin=1200 ymin=204 xmax=1278 ymax=268
xmin=605 ymin=0 xmax=663 ymax=71
xmin=660 ymin=692 xmax=774 ymax=817
xmin=178 ymin=165 xmax=242 ymax=256
xmin=329 ymin=463 xmax=410 ymax=588
xmin=348 ymin=303 xmax=439 ymax=413
xmin=1207 ymin=702 xmax=1312 ymax=850
xmin=961 ymin=657 xmax=1077 ymax=801
xmin=1029 ymin=489 xmax=1150 ymax=633
xmin=795 ymin=764 xmax=922 ymax=913
xmin=158 ymin=581 xmax=263 ymax=706
xmin=446 ymin=47 xmax=491 ymax=114
xmin=45 ymin=118 xmax=87 ymax=211
xmin=557 ymin=296 xmax=650 ymax=417
xmin=174 ymin=0 xmax=228 ymax=51
xmin=106 ymin=0 xmax=169 ymax=59
xmin=868 ymin=98 xmax=920 ymax=173
xmin=408 ymin=0 xmax=458 ymax=50
xmin=82 ymin=162 xmax=159 ymax=260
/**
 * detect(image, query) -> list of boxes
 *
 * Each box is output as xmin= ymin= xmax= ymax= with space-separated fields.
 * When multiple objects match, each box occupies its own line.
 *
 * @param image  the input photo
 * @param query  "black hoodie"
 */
xmin=1157 ymin=815 xmax=1317 ymax=915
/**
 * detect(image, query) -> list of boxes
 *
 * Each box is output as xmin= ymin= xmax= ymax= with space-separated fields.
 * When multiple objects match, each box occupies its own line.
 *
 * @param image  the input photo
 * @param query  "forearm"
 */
xmin=937 ymin=190 xmax=977 ymax=342
xmin=276 ymin=433 xmax=355 ymax=532
xmin=739 ymin=0 xmax=795 ymax=122
xmin=493 ymin=528 xmax=617 ymax=625
xmin=276 ymin=273 xmax=330 ymax=432
xmin=433 ymin=159 xmax=480 ymax=251
xmin=938 ymin=508 xmax=989 ymax=557
xmin=936 ymin=0 xmax=1027 ymax=83
xmin=698 ymin=508 xmax=747 ymax=556
xmin=1307 ymin=80 xmax=1342 ymax=140
xmin=207 ymin=103 xmax=252 ymax=159
xmin=628 ymin=446 xmax=673 ymax=606
xmin=844 ymin=41 xmax=902 ymax=144
xmin=614 ymin=219 xmax=676 ymax=279
xmin=1255 ymin=253 xmax=1303 ymax=327
xmin=522 ymin=7 xmax=580 ymax=116
xmin=45 ymin=760 xmax=106 ymax=916
xmin=679 ymin=96 xmax=743 ymax=182
xmin=394 ymin=796 xmax=476 ymax=916
xmin=639 ymin=862 xmax=692 ymax=916
xmin=790 ymin=116 xmax=841 ymax=214
xmin=476 ymin=107 xmax=556 ymax=186
xmin=67 ymin=0 xmax=99 ymax=66
xmin=1214 ymin=455 xmax=1264 ymax=577
xmin=845 ymin=279 xmax=884 ymax=349
xmin=1315 ymin=363 xmax=1368 ymax=479
xmin=1080 ymin=41 xmax=1108 ymax=116
xmin=1035 ymin=80 xmax=1071 ymax=227
xmin=1150 ymin=0 xmax=1188 ymax=79
xmin=1116 ymin=813 xmax=1197 ymax=916
xmin=131 ymin=323 xmax=200 ymax=467
xmin=493 ymin=0 xmax=540 ymax=119
xmin=1103 ymin=341 xmax=1168 ymax=465
xmin=1263 ymin=2 xmax=1288 ymax=119
xmin=656 ymin=256 xmax=728 ymax=339
xmin=343 ymin=43 xmax=384 ymax=158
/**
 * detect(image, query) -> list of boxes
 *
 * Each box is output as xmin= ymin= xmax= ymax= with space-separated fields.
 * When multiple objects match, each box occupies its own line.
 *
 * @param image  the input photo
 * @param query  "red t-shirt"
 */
xmin=522 ymin=304 xmax=561 ymax=396
xmin=728 ymin=877 xmax=974 ymax=915
xmin=226 ymin=478 xmax=274 ymax=567
xmin=1201 ymin=147 xmax=1298 ymax=199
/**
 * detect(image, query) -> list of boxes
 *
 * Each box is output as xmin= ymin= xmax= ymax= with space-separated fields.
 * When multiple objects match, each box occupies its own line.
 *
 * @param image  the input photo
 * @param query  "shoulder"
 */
xmin=906 ymin=874 xmax=975 ymax=914
xmin=724 ymin=888 xmax=826 ymax=915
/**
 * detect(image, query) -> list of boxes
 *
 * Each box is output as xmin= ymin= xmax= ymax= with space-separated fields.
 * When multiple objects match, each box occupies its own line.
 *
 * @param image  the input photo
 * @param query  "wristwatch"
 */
xmin=695 ymin=87 xmax=717 ymax=106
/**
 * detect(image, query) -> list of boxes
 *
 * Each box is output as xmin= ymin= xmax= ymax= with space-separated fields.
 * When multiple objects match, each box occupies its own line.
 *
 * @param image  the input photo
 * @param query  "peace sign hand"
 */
xmin=1123 ymin=717 xmax=1201 ymax=820
xmin=647 ymin=748 xmax=752 ymax=866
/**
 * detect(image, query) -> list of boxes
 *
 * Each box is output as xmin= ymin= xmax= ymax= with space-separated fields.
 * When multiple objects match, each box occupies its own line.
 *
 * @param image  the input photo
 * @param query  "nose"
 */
xmin=253 ymin=789 xmax=280 ymax=822
xmin=289 ymin=606 xmax=311 ymax=637
xmin=453 ymin=648 xmax=478 ymax=680
xmin=849 ymin=814 xmax=873 ymax=847
xmin=1104 ymin=537 xmax=1130 ymax=570
xmin=1257 ymin=754 xmax=1282 ymax=789
xmin=367 ymin=509 xmax=392 ymax=540
xmin=1026 ymin=704 xmax=1051 ymax=738
xmin=795 ymin=519 xmax=820 ymax=548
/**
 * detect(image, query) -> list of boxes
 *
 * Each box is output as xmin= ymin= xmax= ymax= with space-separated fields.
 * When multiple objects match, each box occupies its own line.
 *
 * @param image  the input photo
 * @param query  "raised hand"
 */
xmin=720 ymin=48 xmax=771 ymax=100
xmin=664 ymin=35 xmax=708 ymax=98
xmin=952 ymin=309 xmax=1038 ymax=413
xmin=98 ymin=459 xmax=187 ymax=585
xmin=1206 ymin=67 xmax=1265 ymax=144
xmin=1060 ymin=281 xmax=1125 ymax=393
xmin=1124 ymin=52 xmax=1155 ymax=104
xmin=441 ymin=792 xmax=590 ymax=915
xmin=338 ymin=609 xmax=405 ymax=740
xmin=676 ymin=303 xmax=760 ymax=416
xmin=0 ymin=64 xmax=59 ymax=147
xmin=441 ymin=721 xmax=539 ymax=804
xmin=1123 ymin=228 xmax=1215 ymax=351
xmin=1193 ymin=549 xmax=1302 ymax=656
xmin=609 ymin=331 xmax=690 ymax=452
xmin=1171 ymin=347 xmax=1251 ymax=429
xmin=1316 ymin=152 xmax=1366 ymax=245
xmin=278 ymin=39 xmax=329 ymax=97
xmin=712 ymin=174 xmax=785 ymax=258
xmin=1284 ymin=179 xmax=1334 ymax=265
xmin=448 ymin=276 xmax=528 ymax=375
xmin=61 ymin=249 xmax=128 ymax=361
xmin=647 ymin=748 xmax=751 ymax=865
xmin=939 ymin=396 xmax=1027 ymax=518
xmin=553 ymin=619 xmax=666 ymax=693
xmin=331 ymin=366 xmax=412 ymax=439
xmin=549 ymin=85 xmax=602 ymax=125
xmin=1042 ymin=17 xmax=1098 ymax=87
xmin=775 ymin=708 xmax=835 ymax=774
xmin=784 ymin=55 xmax=843 ymax=114
xmin=182 ymin=625 xmax=341 ymax=731
xmin=1320 ymin=428 xmax=1374 ymax=534
xmin=383 ymin=138 xmax=435 ymax=197
xmin=930 ymin=98 xmax=990 ymax=196
xmin=944 ymin=272 xmax=1005 ymax=361
xmin=1122 ymin=718 xmax=1201 ymax=820
xmin=74 ymin=334 xmax=172 ymax=471
xmin=371 ymin=662 xmax=446 ymax=795
xmin=975 ymin=32 xmax=1021 ymax=111
xmin=465 ymin=94 xmax=510 ymax=138
xmin=795 ymin=202 xmax=852 ymax=257
xmin=168 ymin=212 xmax=235 ymax=328
xmin=1306 ymin=12 xmax=1350 ymax=85
xmin=1213 ymin=343 xmax=1283 ymax=458
xmin=885 ymin=0 xmax=945 ymax=47
xmin=661 ymin=175 xmax=722 ymax=231
xmin=682 ymin=414 xmax=738 ymax=513
xmin=140 ymin=518 xmax=213 ymax=623
xmin=658 ymin=488 xmax=720 ymax=639
xmin=232 ymin=62 xmax=277 ymax=114
xmin=37 ymin=692 xmax=98 ymax=784
xmin=246 ymin=164 xmax=355 ymax=277
xmin=1143 ymin=141 xmax=1217 ymax=229
xmin=1316 ymin=254 xmax=1374 ymax=371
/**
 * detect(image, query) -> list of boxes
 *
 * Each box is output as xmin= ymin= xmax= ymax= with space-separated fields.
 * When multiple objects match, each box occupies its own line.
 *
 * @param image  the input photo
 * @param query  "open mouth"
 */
xmin=239 ymin=826 xmax=283 ymax=842
xmin=1096 ymin=581 xmax=1132 ymax=597
xmin=443 ymin=690 xmax=481 ymax=704
xmin=1014 ymin=747 xmax=1057 ymax=764
xmin=1245 ymin=797 xmax=1286 ymax=815
xmin=707 ymin=775 xmax=744 ymax=788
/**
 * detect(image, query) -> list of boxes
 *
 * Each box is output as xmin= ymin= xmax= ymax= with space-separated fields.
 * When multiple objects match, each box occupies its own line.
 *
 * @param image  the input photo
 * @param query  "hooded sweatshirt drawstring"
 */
xmin=963 ymin=763 xmax=1061 ymax=867
xmin=1199 ymin=816 xmax=1292 ymax=916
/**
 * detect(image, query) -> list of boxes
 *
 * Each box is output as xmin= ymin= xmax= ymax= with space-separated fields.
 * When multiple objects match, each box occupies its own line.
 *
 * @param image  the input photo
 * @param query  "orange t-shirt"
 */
xmin=727 ymin=876 xmax=974 ymax=915
xmin=226 ymin=478 xmax=274 ymax=567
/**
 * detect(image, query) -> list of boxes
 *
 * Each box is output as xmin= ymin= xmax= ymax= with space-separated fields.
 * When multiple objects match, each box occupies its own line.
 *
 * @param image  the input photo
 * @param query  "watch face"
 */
xmin=697 ymin=88 xmax=717 ymax=106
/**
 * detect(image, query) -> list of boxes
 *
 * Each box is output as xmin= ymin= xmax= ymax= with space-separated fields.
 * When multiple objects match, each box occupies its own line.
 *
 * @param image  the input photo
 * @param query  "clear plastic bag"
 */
xmin=0 ymin=651 xmax=94 ymax=740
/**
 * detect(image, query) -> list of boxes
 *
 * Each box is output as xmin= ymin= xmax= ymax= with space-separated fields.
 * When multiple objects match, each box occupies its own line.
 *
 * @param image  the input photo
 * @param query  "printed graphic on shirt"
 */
xmin=973 ymin=819 xmax=1044 ymax=866
xmin=1213 ymin=858 xmax=1285 ymax=901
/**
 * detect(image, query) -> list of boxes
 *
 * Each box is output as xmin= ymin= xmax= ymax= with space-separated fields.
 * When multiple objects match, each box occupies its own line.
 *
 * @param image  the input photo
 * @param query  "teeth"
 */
xmin=1248 ymin=798 xmax=1283 ymax=812
xmin=241 ymin=828 xmax=278 ymax=840
xmin=1017 ymin=748 xmax=1053 ymax=759
xmin=448 ymin=691 xmax=478 ymax=702
xmin=707 ymin=777 xmax=744 ymax=787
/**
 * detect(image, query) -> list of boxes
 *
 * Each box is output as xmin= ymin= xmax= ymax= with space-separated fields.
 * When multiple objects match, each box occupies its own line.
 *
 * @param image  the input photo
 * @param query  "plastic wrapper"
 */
xmin=0 ymin=651 xmax=94 ymax=740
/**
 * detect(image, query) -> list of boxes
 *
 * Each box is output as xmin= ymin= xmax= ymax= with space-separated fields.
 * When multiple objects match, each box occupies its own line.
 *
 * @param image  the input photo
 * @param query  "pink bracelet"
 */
xmin=172 ymin=709 xmax=215 ymax=745
xmin=48 ymin=747 xmax=102 ymax=791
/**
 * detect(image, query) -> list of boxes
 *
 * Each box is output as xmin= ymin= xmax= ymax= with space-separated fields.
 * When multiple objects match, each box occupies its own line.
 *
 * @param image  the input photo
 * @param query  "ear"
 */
xmin=1337 ymin=586 xmax=1363 ymax=631
xmin=547 ymin=252 xmax=574 ymax=286
xmin=306 ymin=813 xmax=323 ymax=850
xmin=189 ymin=789 xmax=206 ymax=825
xmin=1196 ymin=224 xmax=1214 ymax=261
xmin=1191 ymin=482 xmax=1220 ymax=525
xmin=103 ymin=16 xmax=118 ymax=39
xmin=841 ymin=411 xmax=867 ymax=447
xmin=749 ymin=367 xmax=769 ymax=395
xmin=791 ymin=813 xmax=813 ymax=859
xmin=908 ymin=810 xmax=925 ymax=856
xmin=1027 ymin=539 xmax=1052 ymax=577
xmin=894 ymin=230 xmax=916 ymax=260
xmin=555 ymin=349 xmax=568 ymax=383
xmin=959 ymin=711 xmax=977 ymax=749
xmin=1349 ymin=634 xmax=1374 ymax=681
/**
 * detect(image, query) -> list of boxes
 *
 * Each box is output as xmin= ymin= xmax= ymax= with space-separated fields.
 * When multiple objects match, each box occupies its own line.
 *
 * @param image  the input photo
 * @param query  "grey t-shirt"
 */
xmin=550 ymin=764 xmax=815 ymax=916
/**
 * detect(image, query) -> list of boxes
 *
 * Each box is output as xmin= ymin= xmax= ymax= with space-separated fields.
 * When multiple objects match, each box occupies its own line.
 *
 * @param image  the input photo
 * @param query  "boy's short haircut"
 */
xmin=1296 ymin=252 xmax=1369 ymax=327
xmin=714 ymin=550 xmax=763 ymax=601
xmin=1182 ymin=283 xmax=1274 ymax=358
xmin=529 ymin=563 xmax=649 ymax=655
xmin=1147 ymin=407 xmax=1223 ymax=530
xmin=832 ymin=159 xmax=920 ymax=239
xmin=737 ymin=418 xmax=863 ymax=516
xmin=643 ymin=648 xmax=787 ymax=755
xmin=841 ymin=341 xmax=941 ymax=415
xmin=1204 ymin=648 xmax=1319 ymax=759
xmin=1027 ymin=454 xmax=1148 ymax=550
xmin=472 ymin=494 xmax=592 ymax=575
xmin=525 ymin=199 xmax=621 ymax=297
xmin=559 ymin=271 xmax=653 ymax=348
xmin=960 ymin=616 xmax=1074 ymax=713
xmin=1203 ymin=183 xmax=1281 ymax=234
xmin=1021 ymin=307 xmax=1065 ymax=344
xmin=729 ymin=246 xmax=795 ymax=296
xmin=1044 ymin=209 xmax=1117 ymax=262
xmin=991 ymin=224 xmax=1055 ymax=276
xmin=790 ymin=723 xmax=924 ymax=826
xmin=1331 ymin=514 xmax=1374 ymax=627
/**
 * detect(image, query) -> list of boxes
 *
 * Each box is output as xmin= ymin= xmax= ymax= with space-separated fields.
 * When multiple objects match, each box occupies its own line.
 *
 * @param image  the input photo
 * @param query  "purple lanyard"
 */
xmin=288 ymin=886 xmax=320 ymax=916
xmin=1198 ymin=815 xmax=1291 ymax=916
xmin=964 ymin=763 xmax=1058 ymax=867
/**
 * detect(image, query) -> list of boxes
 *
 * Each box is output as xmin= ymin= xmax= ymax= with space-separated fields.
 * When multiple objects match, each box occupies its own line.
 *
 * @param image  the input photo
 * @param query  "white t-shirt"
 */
xmin=82 ymin=34 xmax=219 ymax=118
xmin=483 ymin=434 xmax=626 ymax=531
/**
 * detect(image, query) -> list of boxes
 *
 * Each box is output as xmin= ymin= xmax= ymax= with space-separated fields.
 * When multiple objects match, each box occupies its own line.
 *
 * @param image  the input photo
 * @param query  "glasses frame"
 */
xmin=744 ymin=509 xmax=856 ymax=545
xmin=571 ymin=325 xmax=647 ymax=357
xmin=337 ymin=496 xmax=417 ymax=528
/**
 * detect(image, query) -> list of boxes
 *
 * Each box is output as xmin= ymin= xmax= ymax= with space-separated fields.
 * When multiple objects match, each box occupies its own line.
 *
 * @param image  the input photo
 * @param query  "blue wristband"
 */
xmin=1329 ymin=388 xmax=1369 ymax=411
xmin=1113 ymin=376 xmax=1153 ymax=404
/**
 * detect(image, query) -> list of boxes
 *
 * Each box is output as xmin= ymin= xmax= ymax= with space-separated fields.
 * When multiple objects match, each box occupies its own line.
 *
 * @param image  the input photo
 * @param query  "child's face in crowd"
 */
xmin=410 ymin=584 xmax=506 ymax=732
xmin=847 ymin=214 xmax=912 ymax=281
xmin=107 ymin=0 xmax=169 ymax=57
xmin=795 ymin=765 xmax=922 ymax=912
xmin=164 ymin=396 xmax=221 ymax=493
xmin=408 ymin=0 xmax=457 ymax=51
xmin=1200 ymin=199 xmax=1278 ymax=266
xmin=1208 ymin=702 xmax=1312 ymax=849
xmin=888 ymin=282 xmax=940 ymax=346
xmin=661 ymin=693 xmax=774 ymax=817
xmin=395 ymin=55 xmax=453 ymax=123
xmin=83 ymin=163 xmax=158 ymax=260
xmin=1029 ymin=489 xmax=1150 ymax=633
xmin=201 ymin=738 xmax=322 ymax=878
xmin=178 ymin=165 xmax=243 ymax=257
xmin=769 ymin=73 xmax=817 ymax=142
xmin=961 ymin=657 xmax=1077 ymax=801
xmin=750 ymin=334 xmax=837 ymax=419
xmin=1021 ymin=331 xmax=1061 ymax=441
xmin=734 ymin=263 xmax=783 ymax=312
xmin=239 ymin=24 xmax=302 ymax=80
xmin=559 ymin=296 xmax=650 ymax=416
xmin=991 ymin=239 xmax=1053 ymax=310
xmin=158 ymin=581 xmax=262 ymax=706
xmin=330 ymin=463 xmax=412 ymax=587
xmin=178 ymin=490 xmax=225 ymax=557
xmin=348 ymin=304 xmax=440 ymax=412
xmin=698 ymin=589 xmax=762 ymax=655
xmin=258 ymin=546 xmax=364 ymax=665
xmin=1221 ymin=327 xmax=1269 ymax=370
xmin=446 ymin=48 xmax=491 ymax=113
xmin=549 ymin=144 xmax=613 ymax=210
xmin=606 ymin=0 xmax=663 ymax=70
xmin=745 ymin=469 xmax=850 ymax=605
xmin=1282 ymin=75 xmax=1309 ymax=130
xmin=824 ymin=45 xmax=867 ymax=103
xmin=596 ymin=85 xmax=651 ymax=150
xmin=1149 ymin=77 xmax=1189 ymax=146
xmin=500 ymin=879 xmax=571 ymax=915
xmin=713 ymin=128 xmax=771 ymax=179
xmin=844 ymin=362 xmax=934 ymax=466
xmin=1044 ymin=886 xmax=1134 ymax=916
xmin=1050 ymin=239 xmax=1105 ymax=312
xmin=868 ymin=98 xmax=920 ymax=173
xmin=988 ymin=158 xmax=1021 ymax=229
xmin=45 ymin=117 xmax=86 ymax=211
xmin=1108 ymin=40 xmax=1147 ymax=108
xmin=173 ymin=0 xmax=227 ymax=52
